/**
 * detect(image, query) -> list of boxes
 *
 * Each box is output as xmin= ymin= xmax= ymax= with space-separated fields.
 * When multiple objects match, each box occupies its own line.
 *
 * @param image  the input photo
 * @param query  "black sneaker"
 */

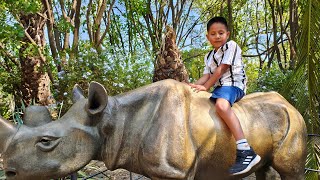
xmin=229 ymin=147 xmax=261 ymax=175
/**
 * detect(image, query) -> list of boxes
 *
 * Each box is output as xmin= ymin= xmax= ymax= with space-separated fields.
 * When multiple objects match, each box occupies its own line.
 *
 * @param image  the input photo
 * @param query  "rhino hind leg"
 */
xmin=254 ymin=165 xmax=270 ymax=180
xmin=270 ymin=143 xmax=306 ymax=180
xmin=270 ymin=151 xmax=305 ymax=180
xmin=255 ymin=165 xmax=283 ymax=180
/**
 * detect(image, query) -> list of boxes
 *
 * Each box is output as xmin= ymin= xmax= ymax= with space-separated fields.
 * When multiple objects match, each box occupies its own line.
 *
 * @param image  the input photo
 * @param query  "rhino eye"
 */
xmin=36 ymin=136 xmax=61 ymax=152
xmin=40 ymin=138 xmax=50 ymax=146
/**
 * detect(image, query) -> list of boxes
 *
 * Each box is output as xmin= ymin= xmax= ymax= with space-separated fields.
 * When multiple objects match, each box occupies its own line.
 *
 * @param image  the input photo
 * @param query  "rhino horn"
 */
xmin=86 ymin=81 xmax=108 ymax=116
xmin=0 ymin=115 xmax=17 ymax=153
xmin=23 ymin=106 xmax=52 ymax=127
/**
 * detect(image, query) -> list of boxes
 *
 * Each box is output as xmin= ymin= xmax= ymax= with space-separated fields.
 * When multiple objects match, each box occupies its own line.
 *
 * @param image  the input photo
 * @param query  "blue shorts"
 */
xmin=210 ymin=86 xmax=245 ymax=106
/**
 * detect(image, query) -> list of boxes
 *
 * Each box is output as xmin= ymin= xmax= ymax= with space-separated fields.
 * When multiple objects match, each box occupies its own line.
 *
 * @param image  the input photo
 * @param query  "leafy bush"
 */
xmin=52 ymin=42 xmax=153 ymax=114
xmin=246 ymin=62 xmax=290 ymax=94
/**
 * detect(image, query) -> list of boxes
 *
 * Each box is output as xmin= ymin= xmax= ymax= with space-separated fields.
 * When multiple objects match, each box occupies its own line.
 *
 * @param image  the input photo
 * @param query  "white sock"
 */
xmin=236 ymin=139 xmax=250 ymax=150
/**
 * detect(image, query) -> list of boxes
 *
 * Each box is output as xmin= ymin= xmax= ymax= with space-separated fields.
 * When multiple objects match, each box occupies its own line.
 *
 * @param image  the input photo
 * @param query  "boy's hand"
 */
xmin=189 ymin=83 xmax=207 ymax=92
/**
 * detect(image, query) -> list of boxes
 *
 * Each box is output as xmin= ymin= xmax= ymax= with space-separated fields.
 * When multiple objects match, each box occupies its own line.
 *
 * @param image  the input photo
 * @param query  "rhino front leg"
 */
xmin=139 ymin=94 xmax=197 ymax=179
xmin=148 ymin=169 xmax=196 ymax=180
xmin=140 ymin=157 xmax=197 ymax=180
xmin=139 ymin=139 xmax=197 ymax=180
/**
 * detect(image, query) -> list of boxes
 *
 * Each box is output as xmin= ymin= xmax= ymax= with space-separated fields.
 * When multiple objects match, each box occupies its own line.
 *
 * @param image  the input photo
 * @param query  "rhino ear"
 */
xmin=86 ymin=81 xmax=108 ymax=116
xmin=23 ymin=106 xmax=52 ymax=127
xmin=0 ymin=116 xmax=17 ymax=153
xmin=72 ymin=84 xmax=85 ymax=103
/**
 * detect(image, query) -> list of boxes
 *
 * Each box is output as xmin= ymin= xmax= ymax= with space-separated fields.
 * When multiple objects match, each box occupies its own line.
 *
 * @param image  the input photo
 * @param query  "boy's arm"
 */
xmin=194 ymin=74 xmax=210 ymax=85
xmin=203 ymin=64 xmax=229 ymax=90
xmin=190 ymin=64 xmax=229 ymax=92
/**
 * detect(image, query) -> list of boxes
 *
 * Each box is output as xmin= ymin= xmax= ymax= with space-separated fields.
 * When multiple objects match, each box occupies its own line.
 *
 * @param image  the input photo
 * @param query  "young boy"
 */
xmin=189 ymin=16 xmax=261 ymax=175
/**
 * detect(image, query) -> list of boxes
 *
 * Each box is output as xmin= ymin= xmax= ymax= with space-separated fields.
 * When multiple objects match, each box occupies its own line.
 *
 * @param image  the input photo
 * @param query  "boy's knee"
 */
xmin=215 ymin=99 xmax=230 ymax=113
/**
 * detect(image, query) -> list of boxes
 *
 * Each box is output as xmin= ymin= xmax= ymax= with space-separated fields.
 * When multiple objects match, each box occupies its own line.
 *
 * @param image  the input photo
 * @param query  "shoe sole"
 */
xmin=232 ymin=155 xmax=261 ymax=175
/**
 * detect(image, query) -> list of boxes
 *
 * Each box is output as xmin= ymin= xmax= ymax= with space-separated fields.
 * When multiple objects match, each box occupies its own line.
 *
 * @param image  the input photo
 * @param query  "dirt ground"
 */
xmin=0 ymin=158 xmax=280 ymax=180
xmin=80 ymin=160 xmax=280 ymax=180
xmin=0 ymin=156 xmax=281 ymax=180
xmin=82 ymin=168 xmax=258 ymax=180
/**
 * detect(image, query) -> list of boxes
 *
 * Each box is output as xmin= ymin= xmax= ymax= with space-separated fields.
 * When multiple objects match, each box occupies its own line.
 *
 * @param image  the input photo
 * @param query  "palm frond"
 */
xmin=305 ymin=136 xmax=320 ymax=179
xmin=282 ymin=0 xmax=320 ymax=130
xmin=281 ymin=0 xmax=320 ymax=178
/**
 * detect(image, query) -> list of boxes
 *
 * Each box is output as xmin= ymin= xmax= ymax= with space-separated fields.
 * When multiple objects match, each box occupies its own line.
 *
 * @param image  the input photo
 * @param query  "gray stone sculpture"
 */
xmin=0 ymin=79 xmax=307 ymax=180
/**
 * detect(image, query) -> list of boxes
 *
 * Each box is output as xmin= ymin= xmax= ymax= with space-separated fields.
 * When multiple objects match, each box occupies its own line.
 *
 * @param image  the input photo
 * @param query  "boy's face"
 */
xmin=206 ymin=22 xmax=230 ymax=50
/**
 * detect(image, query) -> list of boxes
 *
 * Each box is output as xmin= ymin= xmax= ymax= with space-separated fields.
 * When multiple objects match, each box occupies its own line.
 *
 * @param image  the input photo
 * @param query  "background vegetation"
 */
xmin=0 ymin=0 xmax=319 ymax=179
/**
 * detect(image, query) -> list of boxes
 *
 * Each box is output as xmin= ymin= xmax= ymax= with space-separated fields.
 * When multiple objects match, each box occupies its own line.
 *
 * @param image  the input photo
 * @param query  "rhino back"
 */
xmin=233 ymin=91 xmax=306 ymax=161
xmin=98 ymin=81 xmax=306 ymax=179
xmin=187 ymin=91 xmax=306 ymax=178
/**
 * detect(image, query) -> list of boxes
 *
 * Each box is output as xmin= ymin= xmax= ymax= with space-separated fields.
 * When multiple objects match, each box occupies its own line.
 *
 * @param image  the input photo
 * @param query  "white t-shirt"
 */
xmin=203 ymin=40 xmax=247 ymax=91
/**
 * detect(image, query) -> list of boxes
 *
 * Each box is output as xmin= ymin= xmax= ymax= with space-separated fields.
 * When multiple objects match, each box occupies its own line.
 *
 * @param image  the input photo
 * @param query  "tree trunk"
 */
xmin=289 ymin=0 xmax=298 ymax=69
xmin=227 ymin=0 xmax=234 ymax=39
xmin=153 ymin=26 xmax=189 ymax=83
xmin=19 ymin=11 xmax=54 ymax=106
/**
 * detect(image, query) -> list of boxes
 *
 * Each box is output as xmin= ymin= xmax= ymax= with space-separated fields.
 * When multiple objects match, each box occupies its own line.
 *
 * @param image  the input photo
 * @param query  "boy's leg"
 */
xmin=214 ymin=97 xmax=261 ymax=175
xmin=215 ymin=98 xmax=245 ymax=141
xmin=215 ymin=98 xmax=250 ymax=150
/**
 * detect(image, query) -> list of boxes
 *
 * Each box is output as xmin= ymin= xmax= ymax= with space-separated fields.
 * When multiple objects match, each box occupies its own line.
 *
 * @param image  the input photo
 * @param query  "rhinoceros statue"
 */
xmin=0 ymin=79 xmax=307 ymax=180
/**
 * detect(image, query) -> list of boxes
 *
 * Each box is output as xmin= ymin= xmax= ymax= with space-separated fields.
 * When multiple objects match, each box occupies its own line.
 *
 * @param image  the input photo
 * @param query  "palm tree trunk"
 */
xmin=19 ymin=12 xmax=54 ymax=106
xmin=153 ymin=26 xmax=189 ymax=83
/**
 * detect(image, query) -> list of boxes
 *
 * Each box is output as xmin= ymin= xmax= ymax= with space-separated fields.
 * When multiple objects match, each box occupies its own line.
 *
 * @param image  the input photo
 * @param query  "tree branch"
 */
xmin=97 ymin=0 xmax=116 ymax=48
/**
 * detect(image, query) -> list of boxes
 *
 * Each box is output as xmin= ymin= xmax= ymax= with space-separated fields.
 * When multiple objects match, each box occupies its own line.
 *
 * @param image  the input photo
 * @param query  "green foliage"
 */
xmin=0 ymin=64 xmax=20 ymax=119
xmin=0 ymin=169 xmax=5 ymax=179
xmin=182 ymin=48 xmax=208 ymax=82
xmin=0 ymin=11 xmax=23 ymax=52
xmin=0 ymin=20 xmax=24 ymax=41
xmin=2 ymin=0 xmax=41 ymax=15
xmin=56 ymin=18 xmax=74 ymax=32
xmin=247 ymin=62 xmax=290 ymax=94
xmin=305 ymin=136 xmax=320 ymax=180
xmin=243 ymin=59 xmax=259 ymax=93
xmin=281 ymin=0 xmax=320 ymax=178
xmin=120 ymin=0 xmax=147 ymax=15
xmin=281 ymin=0 xmax=320 ymax=133
xmin=0 ymin=86 xmax=14 ymax=119
xmin=53 ymin=42 xmax=153 ymax=113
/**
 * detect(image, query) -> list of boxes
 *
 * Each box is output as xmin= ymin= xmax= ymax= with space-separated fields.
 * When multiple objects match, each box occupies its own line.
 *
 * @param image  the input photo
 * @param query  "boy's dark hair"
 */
xmin=207 ymin=16 xmax=229 ymax=31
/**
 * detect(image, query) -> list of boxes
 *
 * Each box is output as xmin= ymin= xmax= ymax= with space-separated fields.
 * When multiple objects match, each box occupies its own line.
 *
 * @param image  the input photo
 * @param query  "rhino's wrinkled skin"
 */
xmin=0 ymin=79 xmax=307 ymax=180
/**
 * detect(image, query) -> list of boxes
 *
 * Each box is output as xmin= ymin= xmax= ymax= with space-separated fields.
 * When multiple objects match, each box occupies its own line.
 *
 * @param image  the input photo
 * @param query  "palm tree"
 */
xmin=153 ymin=26 xmax=189 ymax=83
xmin=19 ymin=11 xmax=54 ymax=106
xmin=3 ymin=0 xmax=55 ymax=106
xmin=281 ymin=0 xmax=320 ymax=179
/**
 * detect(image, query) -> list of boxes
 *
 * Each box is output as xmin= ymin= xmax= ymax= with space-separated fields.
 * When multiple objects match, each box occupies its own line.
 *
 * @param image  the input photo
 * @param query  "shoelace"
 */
xmin=235 ymin=150 xmax=252 ymax=163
